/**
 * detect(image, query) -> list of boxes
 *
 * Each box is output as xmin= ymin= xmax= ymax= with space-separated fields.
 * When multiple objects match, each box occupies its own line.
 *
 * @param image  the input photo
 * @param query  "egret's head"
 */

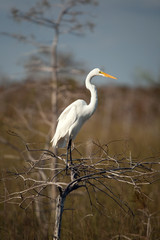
xmin=91 ymin=68 xmax=117 ymax=80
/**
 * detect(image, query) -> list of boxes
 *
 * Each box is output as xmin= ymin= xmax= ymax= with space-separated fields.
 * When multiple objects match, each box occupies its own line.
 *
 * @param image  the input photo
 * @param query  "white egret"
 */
xmin=51 ymin=68 xmax=117 ymax=164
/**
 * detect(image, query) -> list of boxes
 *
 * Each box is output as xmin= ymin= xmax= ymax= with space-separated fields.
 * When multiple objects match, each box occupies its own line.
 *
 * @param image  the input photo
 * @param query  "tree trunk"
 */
xmin=51 ymin=28 xmax=59 ymax=136
xmin=50 ymin=28 xmax=59 ymax=227
xmin=53 ymin=193 xmax=66 ymax=240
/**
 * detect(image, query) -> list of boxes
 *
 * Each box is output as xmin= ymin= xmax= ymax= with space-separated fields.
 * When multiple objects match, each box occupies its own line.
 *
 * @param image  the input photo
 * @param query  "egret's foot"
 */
xmin=70 ymin=157 xmax=73 ymax=165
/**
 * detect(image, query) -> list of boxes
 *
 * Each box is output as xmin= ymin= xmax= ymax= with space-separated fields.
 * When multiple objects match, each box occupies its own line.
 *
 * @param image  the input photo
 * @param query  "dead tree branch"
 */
xmin=1 ymin=139 xmax=159 ymax=240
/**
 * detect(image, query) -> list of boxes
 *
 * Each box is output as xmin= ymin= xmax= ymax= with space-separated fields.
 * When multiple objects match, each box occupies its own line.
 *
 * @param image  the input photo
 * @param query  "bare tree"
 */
xmin=1 ymin=0 xmax=98 ymax=147
xmin=1 ymin=136 xmax=159 ymax=240
xmin=10 ymin=0 xmax=97 ymax=130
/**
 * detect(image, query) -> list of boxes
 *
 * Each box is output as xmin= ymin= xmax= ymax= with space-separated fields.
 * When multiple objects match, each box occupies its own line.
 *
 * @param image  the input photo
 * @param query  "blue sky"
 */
xmin=0 ymin=0 xmax=160 ymax=86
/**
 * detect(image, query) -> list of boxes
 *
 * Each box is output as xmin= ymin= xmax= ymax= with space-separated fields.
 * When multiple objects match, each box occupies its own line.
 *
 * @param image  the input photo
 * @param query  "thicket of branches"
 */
xmin=1 ymin=132 xmax=159 ymax=239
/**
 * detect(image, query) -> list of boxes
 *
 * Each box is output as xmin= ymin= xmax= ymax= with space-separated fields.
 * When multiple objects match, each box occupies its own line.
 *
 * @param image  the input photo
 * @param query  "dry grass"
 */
xmin=0 ymin=80 xmax=160 ymax=239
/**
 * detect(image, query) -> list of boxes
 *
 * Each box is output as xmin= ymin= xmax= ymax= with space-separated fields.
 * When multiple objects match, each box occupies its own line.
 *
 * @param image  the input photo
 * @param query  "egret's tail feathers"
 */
xmin=51 ymin=136 xmax=67 ymax=148
xmin=50 ymin=137 xmax=56 ymax=148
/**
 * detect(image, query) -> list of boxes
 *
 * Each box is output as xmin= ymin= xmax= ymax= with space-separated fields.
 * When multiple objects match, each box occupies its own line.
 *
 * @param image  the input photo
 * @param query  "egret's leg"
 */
xmin=66 ymin=143 xmax=69 ymax=166
xmin=69 ymin=139 xmax=72 ymax=164
xmin=67 ymin=139 xmax=72 ymax=165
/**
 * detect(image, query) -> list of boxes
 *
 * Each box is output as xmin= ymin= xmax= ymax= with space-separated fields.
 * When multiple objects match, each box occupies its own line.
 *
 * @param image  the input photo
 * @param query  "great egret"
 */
xmin=51 ymin=68 xmax=117 ymax=164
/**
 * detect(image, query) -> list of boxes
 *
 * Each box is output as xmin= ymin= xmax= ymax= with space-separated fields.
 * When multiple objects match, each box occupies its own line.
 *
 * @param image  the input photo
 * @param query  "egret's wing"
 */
xmin=57 ymin=100 xmax=79 ymax=122
xmin=51 ymin=101 xmax=79 ymax=147
xmin=57 ymin=104 xmax=77 ymax=135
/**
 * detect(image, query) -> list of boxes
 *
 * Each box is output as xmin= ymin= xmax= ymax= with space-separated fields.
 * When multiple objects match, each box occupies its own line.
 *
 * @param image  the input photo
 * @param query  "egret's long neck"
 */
xmin=85 ymin=73 xmax=98 ymax=116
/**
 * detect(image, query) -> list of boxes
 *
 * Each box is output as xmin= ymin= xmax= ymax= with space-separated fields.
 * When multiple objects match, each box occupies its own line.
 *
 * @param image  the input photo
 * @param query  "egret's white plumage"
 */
xmin=51 ymin=68 xmax=117 ymax=149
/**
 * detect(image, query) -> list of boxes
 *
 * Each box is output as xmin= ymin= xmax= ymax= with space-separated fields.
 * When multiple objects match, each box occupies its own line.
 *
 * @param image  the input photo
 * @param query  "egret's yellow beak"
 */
xmin=100 ymin=71 xmax=117 ymax=80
